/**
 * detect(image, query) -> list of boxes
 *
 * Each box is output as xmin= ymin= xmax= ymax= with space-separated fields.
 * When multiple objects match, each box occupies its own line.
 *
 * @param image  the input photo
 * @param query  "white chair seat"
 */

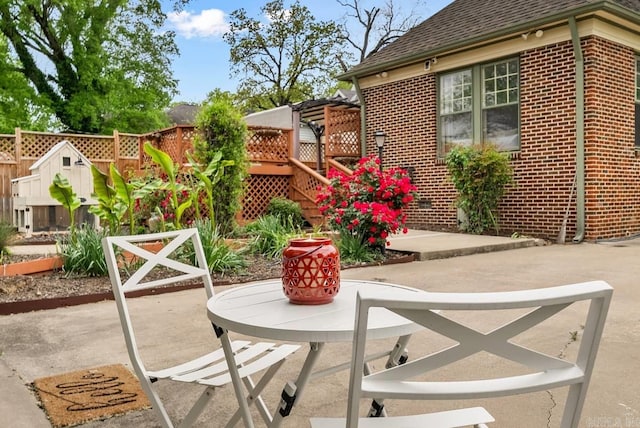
xmin=311 ymin=406 xmax=494 ymax=428
xmin=362 ymin=366 xmax=584 ymax=400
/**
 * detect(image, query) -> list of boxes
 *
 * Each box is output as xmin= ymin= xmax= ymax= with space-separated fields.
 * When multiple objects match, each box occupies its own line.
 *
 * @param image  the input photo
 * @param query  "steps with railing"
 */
xmin=289 ymin=158 xmax=329 ymax=227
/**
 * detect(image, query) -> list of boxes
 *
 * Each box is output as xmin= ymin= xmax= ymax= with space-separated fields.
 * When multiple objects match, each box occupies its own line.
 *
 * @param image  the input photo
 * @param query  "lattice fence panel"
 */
xmin=246 ymin=128 xmax=291 ymax=162
xmin=20 ymin=132 xmax=113 ymax=159
xmin=181 ymin=128 xmax=195 ymax=159
xmin=0 ymin=135 xmax=15 ymax=161
xmin=158 ymin=130 xmax=180 ymax=164
xmin=68 ymin=137 xmax=113 ymax=159
xmin=325 ymin=108 xmax=360 ymax=157
xmin=300 ymin=141 xmax=323 ymax=162
xmin=240 ymin=174 xmax=289 ymax=223
xmin=119 ymin=133 xmax=140 ymax=158
xmin=291 ymin=166 xmax=325 ymax=202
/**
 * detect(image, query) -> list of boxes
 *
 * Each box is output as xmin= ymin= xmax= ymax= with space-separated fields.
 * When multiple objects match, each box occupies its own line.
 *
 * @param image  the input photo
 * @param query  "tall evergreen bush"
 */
xmin=193 ymin=94 xmax=249 ymax=235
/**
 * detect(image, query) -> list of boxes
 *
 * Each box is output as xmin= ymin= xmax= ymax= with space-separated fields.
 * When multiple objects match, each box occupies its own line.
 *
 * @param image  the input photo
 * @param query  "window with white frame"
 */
xmin=439 ymin=58 xmax=520 ymax=155
xmin=636 ymin=57 xmax=639 ymax=148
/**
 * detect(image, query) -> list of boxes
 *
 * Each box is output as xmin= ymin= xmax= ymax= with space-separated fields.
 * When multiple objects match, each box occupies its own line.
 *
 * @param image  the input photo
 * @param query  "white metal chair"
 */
xmin=310 ymin=280 xmax=613 ymax=428
xmin=103 ymin=229 xmax=299 ymax=428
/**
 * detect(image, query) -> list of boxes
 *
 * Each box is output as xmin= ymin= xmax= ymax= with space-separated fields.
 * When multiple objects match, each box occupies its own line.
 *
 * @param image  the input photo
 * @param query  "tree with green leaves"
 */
xmin=224 ymin=0 xmax=343 ymax=111
xmin=0 ymin=0 xmax=177 ymax=134
xmin=0 ymin=35 xmax=58 ymax=133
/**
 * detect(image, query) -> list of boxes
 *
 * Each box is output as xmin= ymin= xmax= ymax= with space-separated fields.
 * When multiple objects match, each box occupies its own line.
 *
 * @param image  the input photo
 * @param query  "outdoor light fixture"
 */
xmin=374 ymin=130 xmax=386 ymax=173
xmin=74 ymin=156 xmax=84 ymax=166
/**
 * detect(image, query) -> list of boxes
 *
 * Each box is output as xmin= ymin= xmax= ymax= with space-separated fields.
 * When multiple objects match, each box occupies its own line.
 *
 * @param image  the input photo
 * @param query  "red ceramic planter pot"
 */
xmin=281 ymin=237 xmax=340 ymax=305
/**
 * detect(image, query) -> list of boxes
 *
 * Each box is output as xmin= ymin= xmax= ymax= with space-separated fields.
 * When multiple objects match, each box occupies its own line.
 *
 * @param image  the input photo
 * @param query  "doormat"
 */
xmin=33 ymin=364 xmax=151 ymax=427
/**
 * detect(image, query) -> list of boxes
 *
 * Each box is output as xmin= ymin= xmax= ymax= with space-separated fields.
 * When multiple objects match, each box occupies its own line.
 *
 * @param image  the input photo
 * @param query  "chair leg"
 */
xmin=244 ymin=363 xmax=284 ymax=424
xmin=141 ymin=377 xmax=175 ymax=428
xmin=178 ymin=387 xmax=216 ymax=428
xmin=218 ymin=331 xmax=256 ymax=428
xmin=225 ymin=361 xmax=286 ymax=426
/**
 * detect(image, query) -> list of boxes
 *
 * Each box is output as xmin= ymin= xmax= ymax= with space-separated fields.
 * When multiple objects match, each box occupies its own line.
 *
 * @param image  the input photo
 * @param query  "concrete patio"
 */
xmin=1 ymin=232 xmax=638 ymax=427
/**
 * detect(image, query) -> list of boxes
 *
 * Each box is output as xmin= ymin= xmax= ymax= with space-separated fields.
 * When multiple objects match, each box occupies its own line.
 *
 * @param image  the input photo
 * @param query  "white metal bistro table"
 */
xmin=207 ymin=279 xmax=424 ymax=427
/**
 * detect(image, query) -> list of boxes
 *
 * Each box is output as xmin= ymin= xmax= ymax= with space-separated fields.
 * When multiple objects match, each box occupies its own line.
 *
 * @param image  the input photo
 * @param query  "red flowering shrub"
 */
xmin=316 ymin=156 xmax=417 ymax=250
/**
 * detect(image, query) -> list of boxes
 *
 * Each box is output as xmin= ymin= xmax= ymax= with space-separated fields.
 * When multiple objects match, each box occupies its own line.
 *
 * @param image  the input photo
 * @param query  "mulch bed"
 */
xmin=0 ymin=247 xmax=414 ymax=315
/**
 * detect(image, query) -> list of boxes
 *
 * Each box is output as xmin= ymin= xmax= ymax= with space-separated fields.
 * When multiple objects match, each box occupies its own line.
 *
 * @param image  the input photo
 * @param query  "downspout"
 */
xmin=569 ymin=17 xmax=585 ymax=243
xmin=351 ymin=77 xmax=367 ymax=156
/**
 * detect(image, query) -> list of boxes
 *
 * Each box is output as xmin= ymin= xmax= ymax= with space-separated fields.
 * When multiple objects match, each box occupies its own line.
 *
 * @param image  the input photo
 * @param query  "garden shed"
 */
xmin=11 ymin=140 xmax=97 ymax=235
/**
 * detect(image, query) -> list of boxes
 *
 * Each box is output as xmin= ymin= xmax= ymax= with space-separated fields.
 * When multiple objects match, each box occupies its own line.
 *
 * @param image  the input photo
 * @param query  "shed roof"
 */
xmin=29 ymin=140 xmax=92 ymax=171
xmin=341 ymin=0 xmax=640 ymax=79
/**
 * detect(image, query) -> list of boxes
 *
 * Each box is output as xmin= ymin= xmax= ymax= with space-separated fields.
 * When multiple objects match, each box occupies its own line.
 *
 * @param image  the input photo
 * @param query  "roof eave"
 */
xmin=338 ymin=0 xmax=639 ymax=81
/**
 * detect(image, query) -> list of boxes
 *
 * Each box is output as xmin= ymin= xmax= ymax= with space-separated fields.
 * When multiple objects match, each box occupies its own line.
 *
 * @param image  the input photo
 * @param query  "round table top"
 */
xmin=207 ymin=279 xmax=424 ymax=342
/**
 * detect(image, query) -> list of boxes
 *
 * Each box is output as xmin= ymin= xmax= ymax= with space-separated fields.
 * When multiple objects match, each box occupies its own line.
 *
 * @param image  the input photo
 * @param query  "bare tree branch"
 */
xmin=336 ymin=0 xmax=425 ymax=70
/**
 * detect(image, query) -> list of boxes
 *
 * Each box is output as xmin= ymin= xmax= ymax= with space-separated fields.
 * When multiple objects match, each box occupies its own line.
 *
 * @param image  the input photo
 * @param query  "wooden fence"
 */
xmin=140 ymin=125 xmax=297 ymax=224
xmin=0 ymin=128 xmax=139 ymax=222
xmin=1 ymin=111 xmax=359 ymax=226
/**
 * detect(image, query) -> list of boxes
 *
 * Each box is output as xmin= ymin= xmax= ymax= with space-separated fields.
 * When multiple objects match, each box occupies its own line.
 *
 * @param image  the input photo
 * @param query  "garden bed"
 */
xmin=0 ymin=251 xmax=414 ymax=314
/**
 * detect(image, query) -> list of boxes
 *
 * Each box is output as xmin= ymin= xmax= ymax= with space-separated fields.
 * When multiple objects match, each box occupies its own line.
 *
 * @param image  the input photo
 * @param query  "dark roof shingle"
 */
xmin=344 ymin=0 xmax=640 ymax=77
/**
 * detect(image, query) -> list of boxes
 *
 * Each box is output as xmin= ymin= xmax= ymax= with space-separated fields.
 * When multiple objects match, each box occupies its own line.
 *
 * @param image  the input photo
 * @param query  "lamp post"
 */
xmin=374 ymin=130 xmax=386 ymax=173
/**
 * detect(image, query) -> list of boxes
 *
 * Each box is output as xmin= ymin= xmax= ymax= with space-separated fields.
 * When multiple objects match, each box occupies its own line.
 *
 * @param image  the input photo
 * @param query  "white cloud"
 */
xmin=167 ymin=9 xmax=229 ymax=39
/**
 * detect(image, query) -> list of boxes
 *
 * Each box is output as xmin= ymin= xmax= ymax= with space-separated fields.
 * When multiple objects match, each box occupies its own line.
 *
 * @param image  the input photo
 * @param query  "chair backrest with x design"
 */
xmin=103 ymin=229 xmax=299 ymax=427
xmin=346 ymin=280 xmax=613 ymax=428
xmin=103 ymin=229 xmax=213 ymax=367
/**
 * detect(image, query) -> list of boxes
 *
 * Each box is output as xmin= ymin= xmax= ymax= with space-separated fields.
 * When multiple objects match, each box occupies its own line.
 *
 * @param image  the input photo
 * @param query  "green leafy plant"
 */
xmin=445 ymin=144 xmax=513 ymax=235
xmin=144 ymin=142 xmax=192 ymax=229
xmin=316 ymin=156 xmax=417 ymax=252
xmin=189 ymin=218 xmax=247 ymax=273
xmin=244 ymin=214 xmax=303 ymax=259
xmin=266 ymin=197 xmax=305 ymax=229
xmin=0 ymin=221 xmax=17 ymax=258
xmin=90 ymin=164 xmax=162 ymax=235
xmin=49 ymin=173 xmax=81 ymax=240
xmin=337 ymin=231 xmax=380 ymax=264
xmin=185 ymin=151 xmax=235 ymax=225
xmin=59 ymin=226 xmax=108 ymax=277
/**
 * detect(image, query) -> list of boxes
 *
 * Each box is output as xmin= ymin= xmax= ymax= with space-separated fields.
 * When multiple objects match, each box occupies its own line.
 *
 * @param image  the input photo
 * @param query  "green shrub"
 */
xmin=59 ymin=227 xmax=108 ymax=277
xmin=193 ymin=94 xmax=249 ymax=235
xmin=337 ymin=231 xmax=380 ymax=264
xmin=266 ymin=197 xmax=305 ymax=228
xmin=0 ymin=222 xmax=17 ymax=257
xmin=189 ymin=218 xmax=247 ymax=273
xmin=244 ymin=215 xmax=303 ymax=259
xmin=445 ymin=144 xmax=513 ymax=235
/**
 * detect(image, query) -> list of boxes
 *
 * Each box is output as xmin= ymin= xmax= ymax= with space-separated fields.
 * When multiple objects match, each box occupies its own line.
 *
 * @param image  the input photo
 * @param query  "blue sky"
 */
xmin=161 ymin=0 xmax=454 ymax=103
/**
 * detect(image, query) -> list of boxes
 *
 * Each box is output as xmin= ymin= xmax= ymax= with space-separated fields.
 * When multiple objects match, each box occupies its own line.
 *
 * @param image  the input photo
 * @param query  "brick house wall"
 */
xmin=583 ymin=37 xmax=640 ymax=240
xmin=361 ymin=36 xmax=639 ymax=240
